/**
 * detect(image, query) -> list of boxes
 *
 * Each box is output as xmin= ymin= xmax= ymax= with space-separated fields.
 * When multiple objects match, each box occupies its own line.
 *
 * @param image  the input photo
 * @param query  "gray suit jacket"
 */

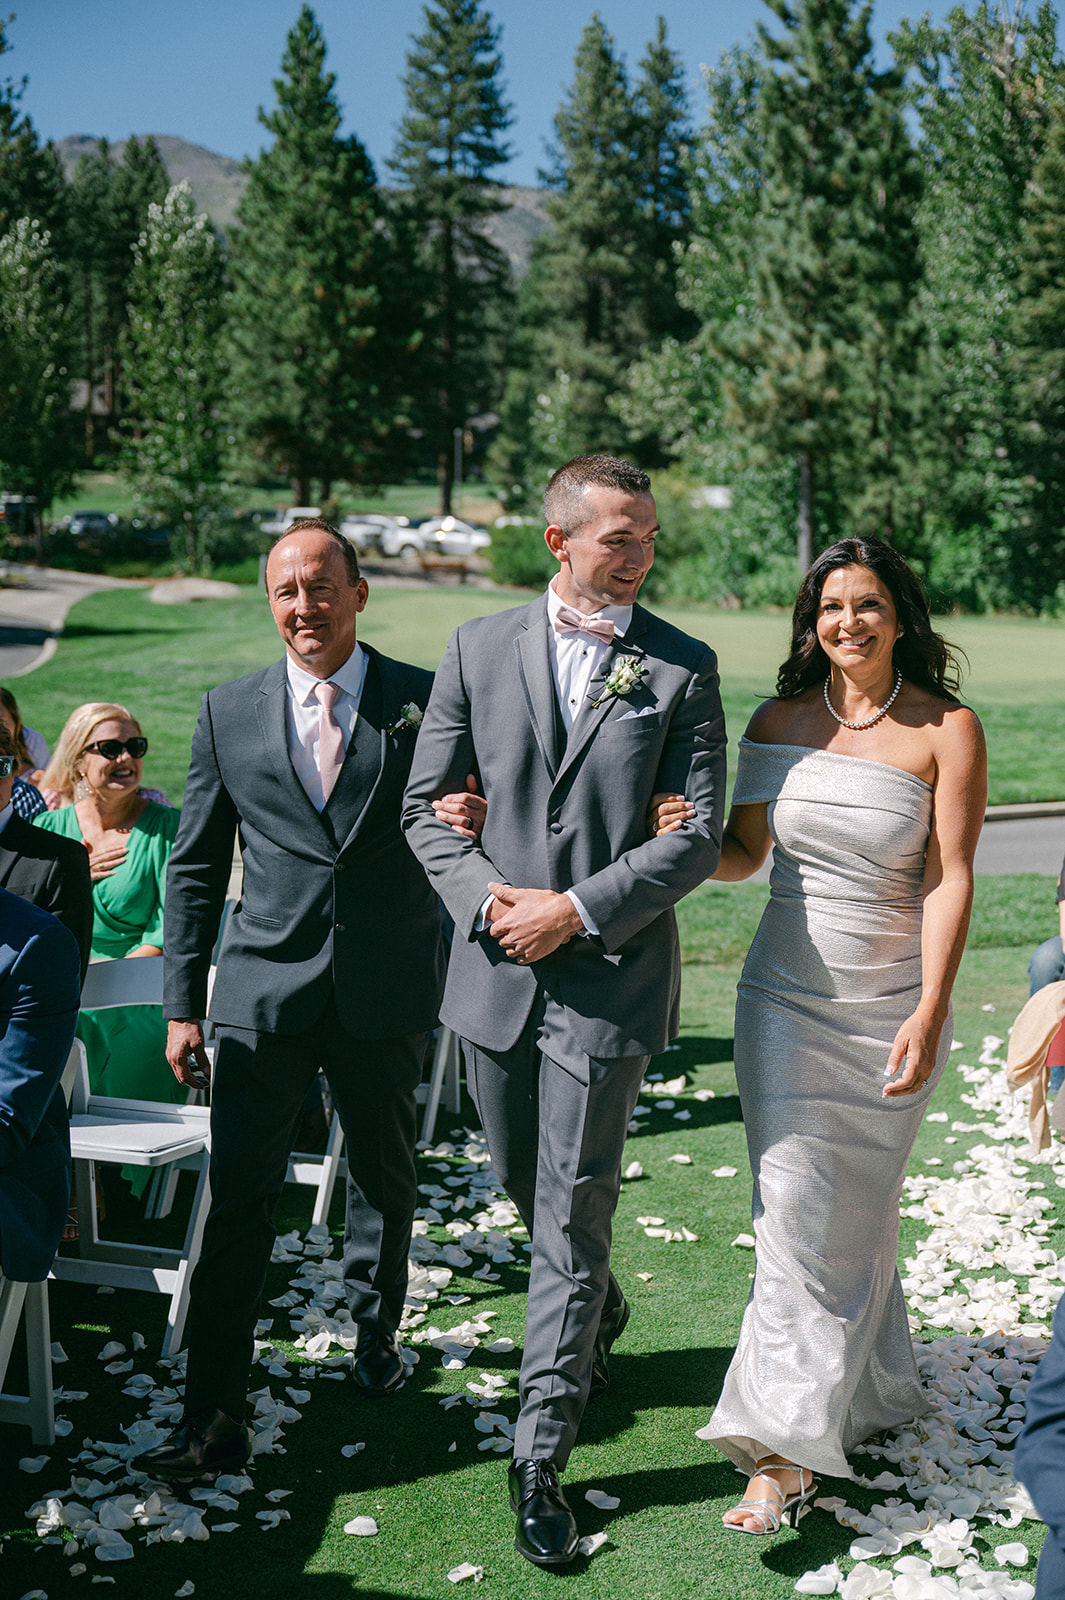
xmin=164 ymin=645 xmax=444 ymax=1040
xmin=402 ymin=595 xmax=726 ymax=1058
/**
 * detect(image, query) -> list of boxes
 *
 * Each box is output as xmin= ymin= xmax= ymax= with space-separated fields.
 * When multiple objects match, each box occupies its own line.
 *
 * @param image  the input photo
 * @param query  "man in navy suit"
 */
xmin=0 ymin=888 xmax=80 ymax=1285
xmin=135 ymin=522 xmax=444 ymax=1484
xmin=1016 ymin=1299 xmax=1065 ymax=1596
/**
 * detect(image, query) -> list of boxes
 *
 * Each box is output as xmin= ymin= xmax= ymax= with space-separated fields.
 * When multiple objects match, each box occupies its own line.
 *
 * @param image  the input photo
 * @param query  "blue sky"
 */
xmin=16 ymin=0 xmax=961 ymax=186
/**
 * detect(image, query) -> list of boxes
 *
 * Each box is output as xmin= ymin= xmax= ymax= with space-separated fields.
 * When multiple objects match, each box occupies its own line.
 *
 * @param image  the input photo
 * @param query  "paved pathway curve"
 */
xmin=0 ymin=562 xmax=143 ymax=678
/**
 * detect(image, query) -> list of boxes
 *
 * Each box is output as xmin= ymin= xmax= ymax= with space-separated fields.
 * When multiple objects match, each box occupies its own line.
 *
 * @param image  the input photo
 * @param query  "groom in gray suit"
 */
xmin=403 ymin=455 xmax=726 ymax=1565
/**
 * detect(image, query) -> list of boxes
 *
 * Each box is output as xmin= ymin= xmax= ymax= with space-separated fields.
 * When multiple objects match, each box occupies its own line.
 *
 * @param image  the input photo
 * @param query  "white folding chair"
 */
xmin=49 ymin=958 xmax=212 ymax=1356
xmin=0 ymin=1275 xmax=55 ymax=1443
xmin=417 ymin=1026 xmax=463 ymax=1144
xmin=287 ymin=1093 xmax=348 ymax=1227
xmin=0 ymin=1041 xmax=91 ymax=1444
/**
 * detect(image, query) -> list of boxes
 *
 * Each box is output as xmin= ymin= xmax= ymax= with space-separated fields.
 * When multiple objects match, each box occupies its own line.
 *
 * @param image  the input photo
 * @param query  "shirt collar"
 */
xmin=546 ymin=576 xmax=632 ymax=639
xmin=286 ymin=642 xmax=367 ymax=706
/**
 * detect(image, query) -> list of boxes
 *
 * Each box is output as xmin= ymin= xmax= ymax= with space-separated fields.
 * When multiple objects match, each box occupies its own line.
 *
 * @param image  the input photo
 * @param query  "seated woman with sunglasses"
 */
xmin=34 ymin=703 xmax=183 ymax=1113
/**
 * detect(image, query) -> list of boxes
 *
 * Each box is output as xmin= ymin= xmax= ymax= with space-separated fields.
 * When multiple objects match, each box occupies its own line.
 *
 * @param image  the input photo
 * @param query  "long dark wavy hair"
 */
xmin=776 ymin=538 xmax=966 ymax=701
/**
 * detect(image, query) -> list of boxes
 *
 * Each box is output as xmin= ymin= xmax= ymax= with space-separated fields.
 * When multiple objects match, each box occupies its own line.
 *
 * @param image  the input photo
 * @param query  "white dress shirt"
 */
xmin=546 ymin=577 xmax=633 ymax=733
xmin=285 ymin=644 xmax=368 ymax=812
xmin=477 ymin=584 xmax=633 ymax=940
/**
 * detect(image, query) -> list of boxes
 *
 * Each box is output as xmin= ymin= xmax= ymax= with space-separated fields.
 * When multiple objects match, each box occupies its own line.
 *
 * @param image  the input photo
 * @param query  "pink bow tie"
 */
xmin=553 ymin=604 xmax=615 ymax=644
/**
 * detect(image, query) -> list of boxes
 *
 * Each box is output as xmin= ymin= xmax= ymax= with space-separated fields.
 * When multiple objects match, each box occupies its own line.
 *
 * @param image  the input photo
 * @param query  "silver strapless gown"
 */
xmin=697 ymin=740 xmax=948 ymax=1481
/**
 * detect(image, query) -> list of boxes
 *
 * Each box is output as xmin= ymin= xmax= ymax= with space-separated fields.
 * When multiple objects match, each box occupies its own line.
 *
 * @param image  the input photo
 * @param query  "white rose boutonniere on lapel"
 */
xmin=386 ymin=701 xmax=424 ymax=737
xmin=592 ymin=655 xmax=646 ymax=709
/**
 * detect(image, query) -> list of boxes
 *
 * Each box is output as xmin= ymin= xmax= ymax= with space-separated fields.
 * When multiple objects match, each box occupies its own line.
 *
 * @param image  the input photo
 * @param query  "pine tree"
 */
xmin=0 ymin=23 xmax=68 ymax=244
xmin=122 ymin=183 xmax=228 ymax=574
xmin=1011 ymin=75 xmax=1065 ymax=608
xmin=893 ymin=1 xmax=1061 ymax=609
xmin=228 ymin=5 xmax=408 ymax=505
xmin=0 ymin=217 xmax=76 ymax=525
xmin=632 ymin=17 xmax=696 ymax=348
xmin=67 ymin=137 xmax=169 ymax=458
xmin=491 ymin=16 xmax=697 ymax=505
xmin=701 ymin=0 xmax=924 ymax=569
xmin=389 ymin=0 xmax=513 ymax=512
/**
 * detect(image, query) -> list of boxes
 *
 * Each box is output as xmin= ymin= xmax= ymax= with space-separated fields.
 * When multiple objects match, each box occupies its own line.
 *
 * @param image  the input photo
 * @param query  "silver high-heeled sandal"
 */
xmin=722 ymin=1458 xmax=817 ymax=1535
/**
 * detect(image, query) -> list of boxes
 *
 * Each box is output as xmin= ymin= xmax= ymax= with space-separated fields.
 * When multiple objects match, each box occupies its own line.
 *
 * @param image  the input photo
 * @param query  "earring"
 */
xmin=74 ymin=772 xmax=91 ymax=801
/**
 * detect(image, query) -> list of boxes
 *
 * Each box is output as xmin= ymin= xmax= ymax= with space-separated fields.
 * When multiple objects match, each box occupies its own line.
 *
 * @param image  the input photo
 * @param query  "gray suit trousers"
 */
xmin=463 ymin=1001 xmax=646 ymax=1469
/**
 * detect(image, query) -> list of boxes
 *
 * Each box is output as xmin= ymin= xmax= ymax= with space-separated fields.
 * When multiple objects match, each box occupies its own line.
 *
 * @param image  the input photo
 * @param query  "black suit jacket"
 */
xmin=0 ymin=888 xmax=79 ymax=1281
xmin=0 ymin=812 xmax=93 ymax=978
xmin=163 ymin=645 xmax=444 ymax=1039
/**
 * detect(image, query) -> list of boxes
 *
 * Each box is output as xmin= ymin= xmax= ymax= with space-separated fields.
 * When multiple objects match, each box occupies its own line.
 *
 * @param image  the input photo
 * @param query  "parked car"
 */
xmin=64 ymin=509 xmax=119 ymax=539
xmin=420 ymin=516 xmax=492 ymax=557
xmin=258 ymin=506 xmax=321 ymax=536
xmin=338 ymin=513 xmax=415 ymax=556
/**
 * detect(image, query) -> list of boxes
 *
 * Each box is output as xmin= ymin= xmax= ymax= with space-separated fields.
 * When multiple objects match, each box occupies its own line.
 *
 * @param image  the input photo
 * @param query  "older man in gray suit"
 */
xmin=403 ymin=454 xmax=726 ymax=1566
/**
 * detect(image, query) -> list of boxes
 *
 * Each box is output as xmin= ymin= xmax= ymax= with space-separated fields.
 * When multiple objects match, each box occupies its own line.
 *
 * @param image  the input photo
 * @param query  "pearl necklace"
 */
xmin=823 ymin=668 xmax=902 ymax=730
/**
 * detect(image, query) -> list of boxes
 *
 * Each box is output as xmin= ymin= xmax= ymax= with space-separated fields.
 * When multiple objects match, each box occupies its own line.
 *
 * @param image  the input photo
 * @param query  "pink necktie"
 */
xmin=552 ymin=603 xmax=615 ymax=644
xmin=314 ymin=680 xmax=345 ymax=802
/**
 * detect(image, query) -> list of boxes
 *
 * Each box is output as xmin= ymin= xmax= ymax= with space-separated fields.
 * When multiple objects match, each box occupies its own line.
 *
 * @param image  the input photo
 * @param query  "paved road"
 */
xmin=0 ymin=562 xmax=141 ymax=679
xmin=2 ymin=561 xmax=1060 ymax=880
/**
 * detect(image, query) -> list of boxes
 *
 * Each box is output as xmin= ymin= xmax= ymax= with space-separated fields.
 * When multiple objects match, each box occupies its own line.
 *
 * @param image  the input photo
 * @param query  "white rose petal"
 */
xmin=577 ymin=1531 xmax=610 ymax=1557
xmin=584 ymin=1489 xmax=620 ymax=1510
xmin=794 ymin=1561 xmax=844 ymax=1593
xmin=343 ymin=1516 xmax=378 ymax=1536
xmin=19 ymin=1455 xmax=49 ymax=1473
xmin=732 ymin=1233 xmax=756 ymax=1248
xmin=669 ymin=1154 xmax=693 ymax=1165
xmin=175 ymin=1585 xmax=196 ymax=1597
xmin=713 ymin=1166 xmax=738 ymax=1178
xmin=447 ymin=1562 xmax=483 ymax=1582
xmin=624 ymin=1162 xmax=643 ymax=1178
xmin=995 ymin=1543 xmax=1029 ymax=1566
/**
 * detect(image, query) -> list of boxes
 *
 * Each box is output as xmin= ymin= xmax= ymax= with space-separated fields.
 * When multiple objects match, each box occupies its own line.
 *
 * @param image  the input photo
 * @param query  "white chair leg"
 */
xmin=0 ymin=1277 xmax=55 ymax=1443
xmin=311 ymin=1117 xmax=346 ymax=1227
xmin=445 ymin=1029 xmax=462 ymax=1114
xmin=0 ymin=1276 xmax=28 ymax=1387
xmin=420 ymin=1027 xmax=462 ymax=1145
xmin=23 ymin=1280 xmax=55 ymax=1445
xmin=161 ymin=1157 xmax=212 ymax=1359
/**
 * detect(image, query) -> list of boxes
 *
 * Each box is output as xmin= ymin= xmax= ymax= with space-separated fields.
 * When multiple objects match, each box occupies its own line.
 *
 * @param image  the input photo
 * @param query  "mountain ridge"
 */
xmin=55 ymin=133 xmax=551 ymax=272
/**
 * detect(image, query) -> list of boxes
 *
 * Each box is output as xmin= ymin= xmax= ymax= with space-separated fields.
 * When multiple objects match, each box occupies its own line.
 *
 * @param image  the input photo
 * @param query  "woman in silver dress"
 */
xmin=656 ymin=538 xmax=986 ymax=1534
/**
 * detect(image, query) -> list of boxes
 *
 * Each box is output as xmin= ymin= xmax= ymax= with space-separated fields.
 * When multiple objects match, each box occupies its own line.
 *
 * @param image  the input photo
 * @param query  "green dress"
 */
xmin=34 ymin=801 xmax=184 ymax=1108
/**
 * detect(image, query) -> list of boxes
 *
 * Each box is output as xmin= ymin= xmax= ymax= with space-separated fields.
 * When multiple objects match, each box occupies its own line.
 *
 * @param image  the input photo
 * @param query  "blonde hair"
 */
xmin=42 ymin=702 xmax=142 ymax=804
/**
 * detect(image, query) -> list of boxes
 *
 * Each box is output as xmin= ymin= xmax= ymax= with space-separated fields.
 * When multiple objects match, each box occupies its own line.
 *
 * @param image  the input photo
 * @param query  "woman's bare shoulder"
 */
xmin=744 ymin=693 xmax=817 ymax=745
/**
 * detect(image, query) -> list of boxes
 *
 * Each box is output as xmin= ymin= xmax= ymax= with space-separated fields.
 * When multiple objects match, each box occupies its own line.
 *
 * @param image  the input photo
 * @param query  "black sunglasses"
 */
xmin=0 ymin=755 xmax=15 ymax=778
xmin=82 ymin=737 xmax=149 ymax=760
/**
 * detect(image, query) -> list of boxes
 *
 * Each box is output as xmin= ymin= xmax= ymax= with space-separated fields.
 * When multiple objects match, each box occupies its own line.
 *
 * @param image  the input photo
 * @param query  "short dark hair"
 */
xmin=776 ymin=537 xmax=966 ymax=701
xmin=544 ymin=454 xmax=652 ymax=534
xmin=0 ymin=684 xmax=32 ymax=769
xmin=270 ymin=520 xmax=361 ymax=586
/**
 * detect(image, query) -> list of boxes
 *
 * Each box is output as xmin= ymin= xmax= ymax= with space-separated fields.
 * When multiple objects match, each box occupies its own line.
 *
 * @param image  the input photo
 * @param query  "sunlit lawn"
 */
xmin=12 ymin=584 xmax=1065 ymax=806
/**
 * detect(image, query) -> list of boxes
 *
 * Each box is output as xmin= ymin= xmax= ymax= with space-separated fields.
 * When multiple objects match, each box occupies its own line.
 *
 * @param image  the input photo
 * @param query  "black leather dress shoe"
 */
xmin=352 ymin=1326 xmax=404 ymax=1396
xmin=131 ymin=1406 xmax=250 ymax=1484
xmin=589 ymin=1293 xmax=631 ymax=1400
xmin=508 ymin=1458 xmax=579 ymax=1567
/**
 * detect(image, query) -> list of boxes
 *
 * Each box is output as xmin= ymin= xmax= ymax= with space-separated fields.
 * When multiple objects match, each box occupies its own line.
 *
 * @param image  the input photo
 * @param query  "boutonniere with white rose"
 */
xmin=386 ymin=702 xmax=424 ymax=736
xmin=592 ymin=655 xmax=646 ymax=709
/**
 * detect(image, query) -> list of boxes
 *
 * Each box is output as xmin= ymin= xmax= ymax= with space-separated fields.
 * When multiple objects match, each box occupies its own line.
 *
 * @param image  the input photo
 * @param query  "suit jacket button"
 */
xmin=549 ymin=822 xmax=563 ymax=835
xmin=335 ymin=921 xmax=346 ymax=932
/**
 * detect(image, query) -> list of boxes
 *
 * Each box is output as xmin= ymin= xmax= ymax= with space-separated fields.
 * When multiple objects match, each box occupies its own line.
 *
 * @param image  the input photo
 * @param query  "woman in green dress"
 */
xmin=35 ymin=702 xmax=182 ymax=1107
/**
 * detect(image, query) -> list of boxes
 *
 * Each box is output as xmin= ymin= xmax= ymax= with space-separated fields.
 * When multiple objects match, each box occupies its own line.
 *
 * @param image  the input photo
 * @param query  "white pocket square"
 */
xmin=616 ymin=705 xmax=657 ymax=720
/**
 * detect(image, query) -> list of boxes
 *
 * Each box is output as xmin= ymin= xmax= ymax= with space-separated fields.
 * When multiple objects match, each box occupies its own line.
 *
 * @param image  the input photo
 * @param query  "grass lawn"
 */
xmin=0 ymin=904 xmax=1046 ymax=1600
xmin=11 ymin=585 xmax=1065 ymax=807
xmin=0 ymin=583 xmax=1059 ymax=1596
